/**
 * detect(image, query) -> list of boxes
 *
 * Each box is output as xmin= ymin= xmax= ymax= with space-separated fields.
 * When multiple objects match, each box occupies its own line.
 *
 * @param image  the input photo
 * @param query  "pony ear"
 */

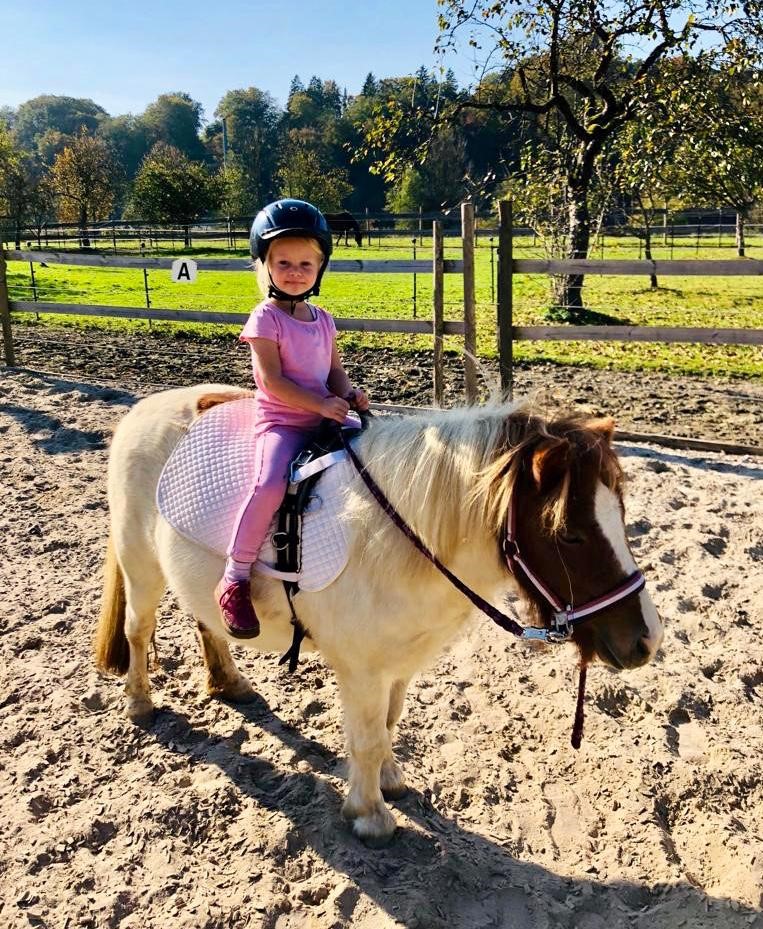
xmin=587 ymin=416 xmax=616 ymax=444
xmin=531 ymin=438 xmax=571 ymax=492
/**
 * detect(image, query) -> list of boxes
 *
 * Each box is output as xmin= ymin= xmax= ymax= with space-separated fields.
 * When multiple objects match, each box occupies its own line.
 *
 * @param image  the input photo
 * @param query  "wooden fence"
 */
xmin=495 ymin=201 xmax=763 ymax=396
xmin=2 ymin=200 xmax=762 ymax=427
xmin=0 ymin=203 xmax=480 ymax=405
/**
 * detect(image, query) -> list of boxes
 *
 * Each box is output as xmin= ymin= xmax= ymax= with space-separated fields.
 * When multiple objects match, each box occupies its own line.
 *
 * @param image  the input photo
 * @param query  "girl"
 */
xmin=216 ymin=199 xmax=369 ymax=638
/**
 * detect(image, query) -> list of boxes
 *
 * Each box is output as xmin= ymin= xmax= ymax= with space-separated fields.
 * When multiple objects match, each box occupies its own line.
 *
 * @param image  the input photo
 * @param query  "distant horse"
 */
xmin=95 ymin=387 xmax=663 ymax=844
xmin=325 ymin=211 xmax=363 ymax=247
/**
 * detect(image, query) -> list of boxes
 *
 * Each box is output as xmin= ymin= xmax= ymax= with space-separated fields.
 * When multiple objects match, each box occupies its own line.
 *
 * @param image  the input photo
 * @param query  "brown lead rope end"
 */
xmin=571 ymin=663 xmax=588 ymax=750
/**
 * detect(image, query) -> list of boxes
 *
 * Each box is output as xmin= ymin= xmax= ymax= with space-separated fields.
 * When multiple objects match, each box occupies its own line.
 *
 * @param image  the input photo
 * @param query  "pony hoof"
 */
xmin=126 ymin=699 xmax=155 ymax=727
xmin=209 ymin=679 xmax=257 ymax=704
xmin=351 ymin=811 xmax=397 ymax=848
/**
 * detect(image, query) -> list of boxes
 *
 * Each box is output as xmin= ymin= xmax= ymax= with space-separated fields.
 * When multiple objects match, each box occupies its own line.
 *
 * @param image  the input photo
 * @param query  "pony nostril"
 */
xmin=633 ymin=635 xmax=651 ymax=664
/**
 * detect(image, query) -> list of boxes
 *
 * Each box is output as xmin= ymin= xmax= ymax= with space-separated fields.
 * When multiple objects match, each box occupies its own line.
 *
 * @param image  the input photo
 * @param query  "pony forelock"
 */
xmin=471 ymin=407 xmax=624 ymax=539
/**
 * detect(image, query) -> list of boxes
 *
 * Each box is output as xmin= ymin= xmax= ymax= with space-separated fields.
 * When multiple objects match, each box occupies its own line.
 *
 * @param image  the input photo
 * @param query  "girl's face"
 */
xmin=267 ymin=239 xmax=322 ymax=297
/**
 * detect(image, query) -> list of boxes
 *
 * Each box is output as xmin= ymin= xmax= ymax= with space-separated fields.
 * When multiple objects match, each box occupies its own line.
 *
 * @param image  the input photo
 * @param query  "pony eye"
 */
xmin=558 ymin=531 xmax=584 ymax=545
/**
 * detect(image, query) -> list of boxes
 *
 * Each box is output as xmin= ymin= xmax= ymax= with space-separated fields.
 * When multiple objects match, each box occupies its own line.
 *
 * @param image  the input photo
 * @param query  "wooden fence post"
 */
xmin=461 ymin=202 xmax=477 ymax=403
xmin=496 ymin=200 xmax=514 ymax=398
xmin=0 ymin=248 xmax=16 ymax=366
xmin=432 ymin=220 xmax=444 ymax=406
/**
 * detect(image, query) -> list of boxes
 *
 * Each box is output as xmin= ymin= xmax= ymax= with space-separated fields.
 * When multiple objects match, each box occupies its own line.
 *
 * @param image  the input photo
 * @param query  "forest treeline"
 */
xmin=0 ymin=70 xmax=483 ymax=233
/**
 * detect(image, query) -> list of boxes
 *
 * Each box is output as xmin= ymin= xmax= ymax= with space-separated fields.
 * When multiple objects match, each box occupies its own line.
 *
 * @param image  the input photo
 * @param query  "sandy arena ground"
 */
xmin=1 ymin=365 xmax=762 ymax=929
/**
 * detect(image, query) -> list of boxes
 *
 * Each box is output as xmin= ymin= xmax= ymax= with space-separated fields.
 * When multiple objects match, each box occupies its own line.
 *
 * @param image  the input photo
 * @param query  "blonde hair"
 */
xmin=254 ymin=236 xmax=325 ymax=296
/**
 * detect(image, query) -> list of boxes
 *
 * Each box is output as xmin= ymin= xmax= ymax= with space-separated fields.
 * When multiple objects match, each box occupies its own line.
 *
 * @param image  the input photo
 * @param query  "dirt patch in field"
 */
xmin=1 ymin=357 xmax=762 ymax=928
xmin=11 ymin=322 xmax=763 ymax=447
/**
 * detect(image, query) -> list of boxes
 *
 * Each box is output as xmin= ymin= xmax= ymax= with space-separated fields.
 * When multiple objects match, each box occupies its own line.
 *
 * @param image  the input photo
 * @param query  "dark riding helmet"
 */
xmin=250 ymin=199 xmax=333 ymax=299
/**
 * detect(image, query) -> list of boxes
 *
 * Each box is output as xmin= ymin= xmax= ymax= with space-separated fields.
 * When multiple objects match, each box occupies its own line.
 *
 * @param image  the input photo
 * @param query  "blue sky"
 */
xmin=1 ymin=0 xmax=465 ymax=122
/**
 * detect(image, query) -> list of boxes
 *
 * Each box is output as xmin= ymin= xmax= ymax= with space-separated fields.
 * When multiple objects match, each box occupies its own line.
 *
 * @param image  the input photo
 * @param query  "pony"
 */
xmin=94 ymin=386 xmax=663 ymax=844
xmin=324 ymin=211 xmax=363 ymax=247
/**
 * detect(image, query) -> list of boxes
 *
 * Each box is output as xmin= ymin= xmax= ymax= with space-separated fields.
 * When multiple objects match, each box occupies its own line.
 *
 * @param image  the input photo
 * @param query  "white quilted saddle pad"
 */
xmin=156 ymin=398 xmax=353 ymax=591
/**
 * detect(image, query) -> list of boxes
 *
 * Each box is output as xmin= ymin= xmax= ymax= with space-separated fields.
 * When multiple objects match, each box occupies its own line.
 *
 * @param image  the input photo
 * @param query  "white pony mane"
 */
xmin=345 ymin=402 xmax=621 ymax=580
xmin=346 ymin=402 xmax=519 ymax=576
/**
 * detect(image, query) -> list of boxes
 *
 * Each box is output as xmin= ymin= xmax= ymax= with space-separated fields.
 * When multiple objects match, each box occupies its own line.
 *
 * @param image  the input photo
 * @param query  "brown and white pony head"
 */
xmin=478 ymin=410 xmax=663 ymax=670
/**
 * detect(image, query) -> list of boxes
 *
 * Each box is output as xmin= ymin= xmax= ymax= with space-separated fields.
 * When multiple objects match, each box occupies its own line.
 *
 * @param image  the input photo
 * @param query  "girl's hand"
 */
xmin=346 ymin=388 xmax=369 ymax=412
xmin=320 ymin=396 xmax=351 ymax=423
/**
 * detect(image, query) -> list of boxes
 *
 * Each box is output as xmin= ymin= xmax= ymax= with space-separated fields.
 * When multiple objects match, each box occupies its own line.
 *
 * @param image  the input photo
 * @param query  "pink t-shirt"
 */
xmin=240 ymin=300 xmax=336 ymax=432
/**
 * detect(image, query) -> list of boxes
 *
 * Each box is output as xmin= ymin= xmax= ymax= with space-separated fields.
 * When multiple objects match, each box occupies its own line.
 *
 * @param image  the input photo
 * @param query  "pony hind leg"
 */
xmin=380 ymin=677 xmax=410 ymax=800
xmin=196 ymin=621 xmax=256 ymax=703
xmin=122 ymin=572 xmax=164 ymax=724
xmin=337 ymin=669 xmax=397 ymax=845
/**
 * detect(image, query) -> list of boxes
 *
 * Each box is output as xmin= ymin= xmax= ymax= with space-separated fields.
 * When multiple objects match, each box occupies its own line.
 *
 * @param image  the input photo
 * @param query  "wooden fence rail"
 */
xmin=0 ymin=212 xmax=478 ymax=405
xmin=4 ymin=250 xmax=465 ymax=275
xmin=3 ymin=202 xmax=762 ymax=412
xmin=495 ymin=203 xmax=763 ymax=396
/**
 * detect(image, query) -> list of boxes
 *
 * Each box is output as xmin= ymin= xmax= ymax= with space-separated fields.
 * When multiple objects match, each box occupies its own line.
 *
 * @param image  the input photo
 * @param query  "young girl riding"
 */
xmin=216 ymin=199 xmax=369 ymax=638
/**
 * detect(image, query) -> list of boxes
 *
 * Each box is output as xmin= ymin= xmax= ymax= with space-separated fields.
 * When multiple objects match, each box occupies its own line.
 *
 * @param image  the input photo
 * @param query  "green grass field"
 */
xmin=6 ymin=232 xmax=763 ymax=378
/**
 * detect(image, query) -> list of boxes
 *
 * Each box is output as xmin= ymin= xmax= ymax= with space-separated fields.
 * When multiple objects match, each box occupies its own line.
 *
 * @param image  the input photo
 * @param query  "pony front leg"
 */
xmin=380 ymin=677 xmax=410 ymax=800
xmin=337 ymin=670 xmax=397 ymax=845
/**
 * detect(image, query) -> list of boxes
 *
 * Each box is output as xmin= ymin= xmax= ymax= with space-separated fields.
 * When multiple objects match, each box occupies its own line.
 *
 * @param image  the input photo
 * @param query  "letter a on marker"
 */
xmin=171 ymin=257 xmax=198 ymax=282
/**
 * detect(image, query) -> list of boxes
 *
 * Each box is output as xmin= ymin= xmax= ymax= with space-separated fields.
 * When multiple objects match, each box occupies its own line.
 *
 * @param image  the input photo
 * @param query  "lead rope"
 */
xmin=572 ymin=663 xmax=588 ymax=749
xmin=342 ymin=430 xmax=588 ymax=748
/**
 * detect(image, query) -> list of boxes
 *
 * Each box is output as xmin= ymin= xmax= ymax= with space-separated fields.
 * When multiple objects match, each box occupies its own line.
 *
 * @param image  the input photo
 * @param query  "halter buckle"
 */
xmin=502 ymin=538 xmax=519 ymax=564
xmin=548 ymin=608 xmax=573 ymax=643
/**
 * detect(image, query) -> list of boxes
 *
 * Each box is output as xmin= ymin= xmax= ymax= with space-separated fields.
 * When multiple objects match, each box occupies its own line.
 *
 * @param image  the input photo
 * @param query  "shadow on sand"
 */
xmin=141 ymin=692 xmax=762 ymax=929
xmin=0 ymin=371 xmax=136 ymax=454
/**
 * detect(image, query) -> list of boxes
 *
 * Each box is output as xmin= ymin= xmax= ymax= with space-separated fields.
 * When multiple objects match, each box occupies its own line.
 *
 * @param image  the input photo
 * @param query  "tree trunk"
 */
xmin=637 ymin=197 xmax=658 ymax=289
xmin=184 ymin=224 xmax=190 ymax=248
xmin=551 ymin=192 xmax=590 ymax=319
xmin=79 ymin=206 xmax=90 ymax=248
xmin=736 ymin=212 xmax=746 ymax=257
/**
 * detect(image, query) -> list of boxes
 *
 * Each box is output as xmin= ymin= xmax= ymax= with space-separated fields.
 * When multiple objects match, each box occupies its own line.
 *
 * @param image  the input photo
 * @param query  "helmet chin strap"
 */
xmin=267 ymin=273 xmax=314 ymax=313
xmin=265 ymin=256 xmax=329 ymax=313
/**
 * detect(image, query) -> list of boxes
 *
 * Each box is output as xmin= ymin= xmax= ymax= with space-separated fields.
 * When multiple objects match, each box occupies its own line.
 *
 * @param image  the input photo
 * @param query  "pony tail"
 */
xmin=94 ymin=535 xmax=130 ymax=675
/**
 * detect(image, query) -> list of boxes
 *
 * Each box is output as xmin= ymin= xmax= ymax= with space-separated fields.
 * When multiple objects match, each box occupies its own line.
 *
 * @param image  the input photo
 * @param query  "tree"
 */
xmin=36 ymin=129 xmax=72 ymax=167
xmin=336 ymin=94 xmax=389 ymax=211
xmin=14 ymin=95 xmax=107 ymax=154
xmin=0 ymin=106 xmax=15 ymax=130
xmin=0 ymin=136 xmax=55 ymax=248
xmin=141 ymin=93 xmax=206 ymax=162
xmin=288 ymin=75 xmax=305 ymax=98
xmin=613 ymin=63 xmax=689 ymax=287
xmin=276 ymin=129 xmax=352 ymax=211
xmin=50 ymin=130 xmax=119 ymax=243
xmin=386 ymin=128 xmax=467 ymax=211
xmin=666 ymin=66 xmax=763 ymax=256
xmin=99 ymin=114 xmax=153 ymax=182
xmin=218 ymin=155 xmax=251 ymax=218
xmin=615 ymin=59 xmax=763 ymax=262
xmin=361 ymin=73 xmax=379 ymax=97
xmin=212 ymin=87 xmax=281 ymax=211
xmin=129 ymin=143 xmax=221 ymax=245
xmin=369 ymin=0 xmax=763 ymax=319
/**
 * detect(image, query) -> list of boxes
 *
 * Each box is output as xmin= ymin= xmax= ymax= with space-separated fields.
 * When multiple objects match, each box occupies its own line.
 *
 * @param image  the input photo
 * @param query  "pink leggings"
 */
xmin=227 ymin=425 xmax=313 ymax=563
